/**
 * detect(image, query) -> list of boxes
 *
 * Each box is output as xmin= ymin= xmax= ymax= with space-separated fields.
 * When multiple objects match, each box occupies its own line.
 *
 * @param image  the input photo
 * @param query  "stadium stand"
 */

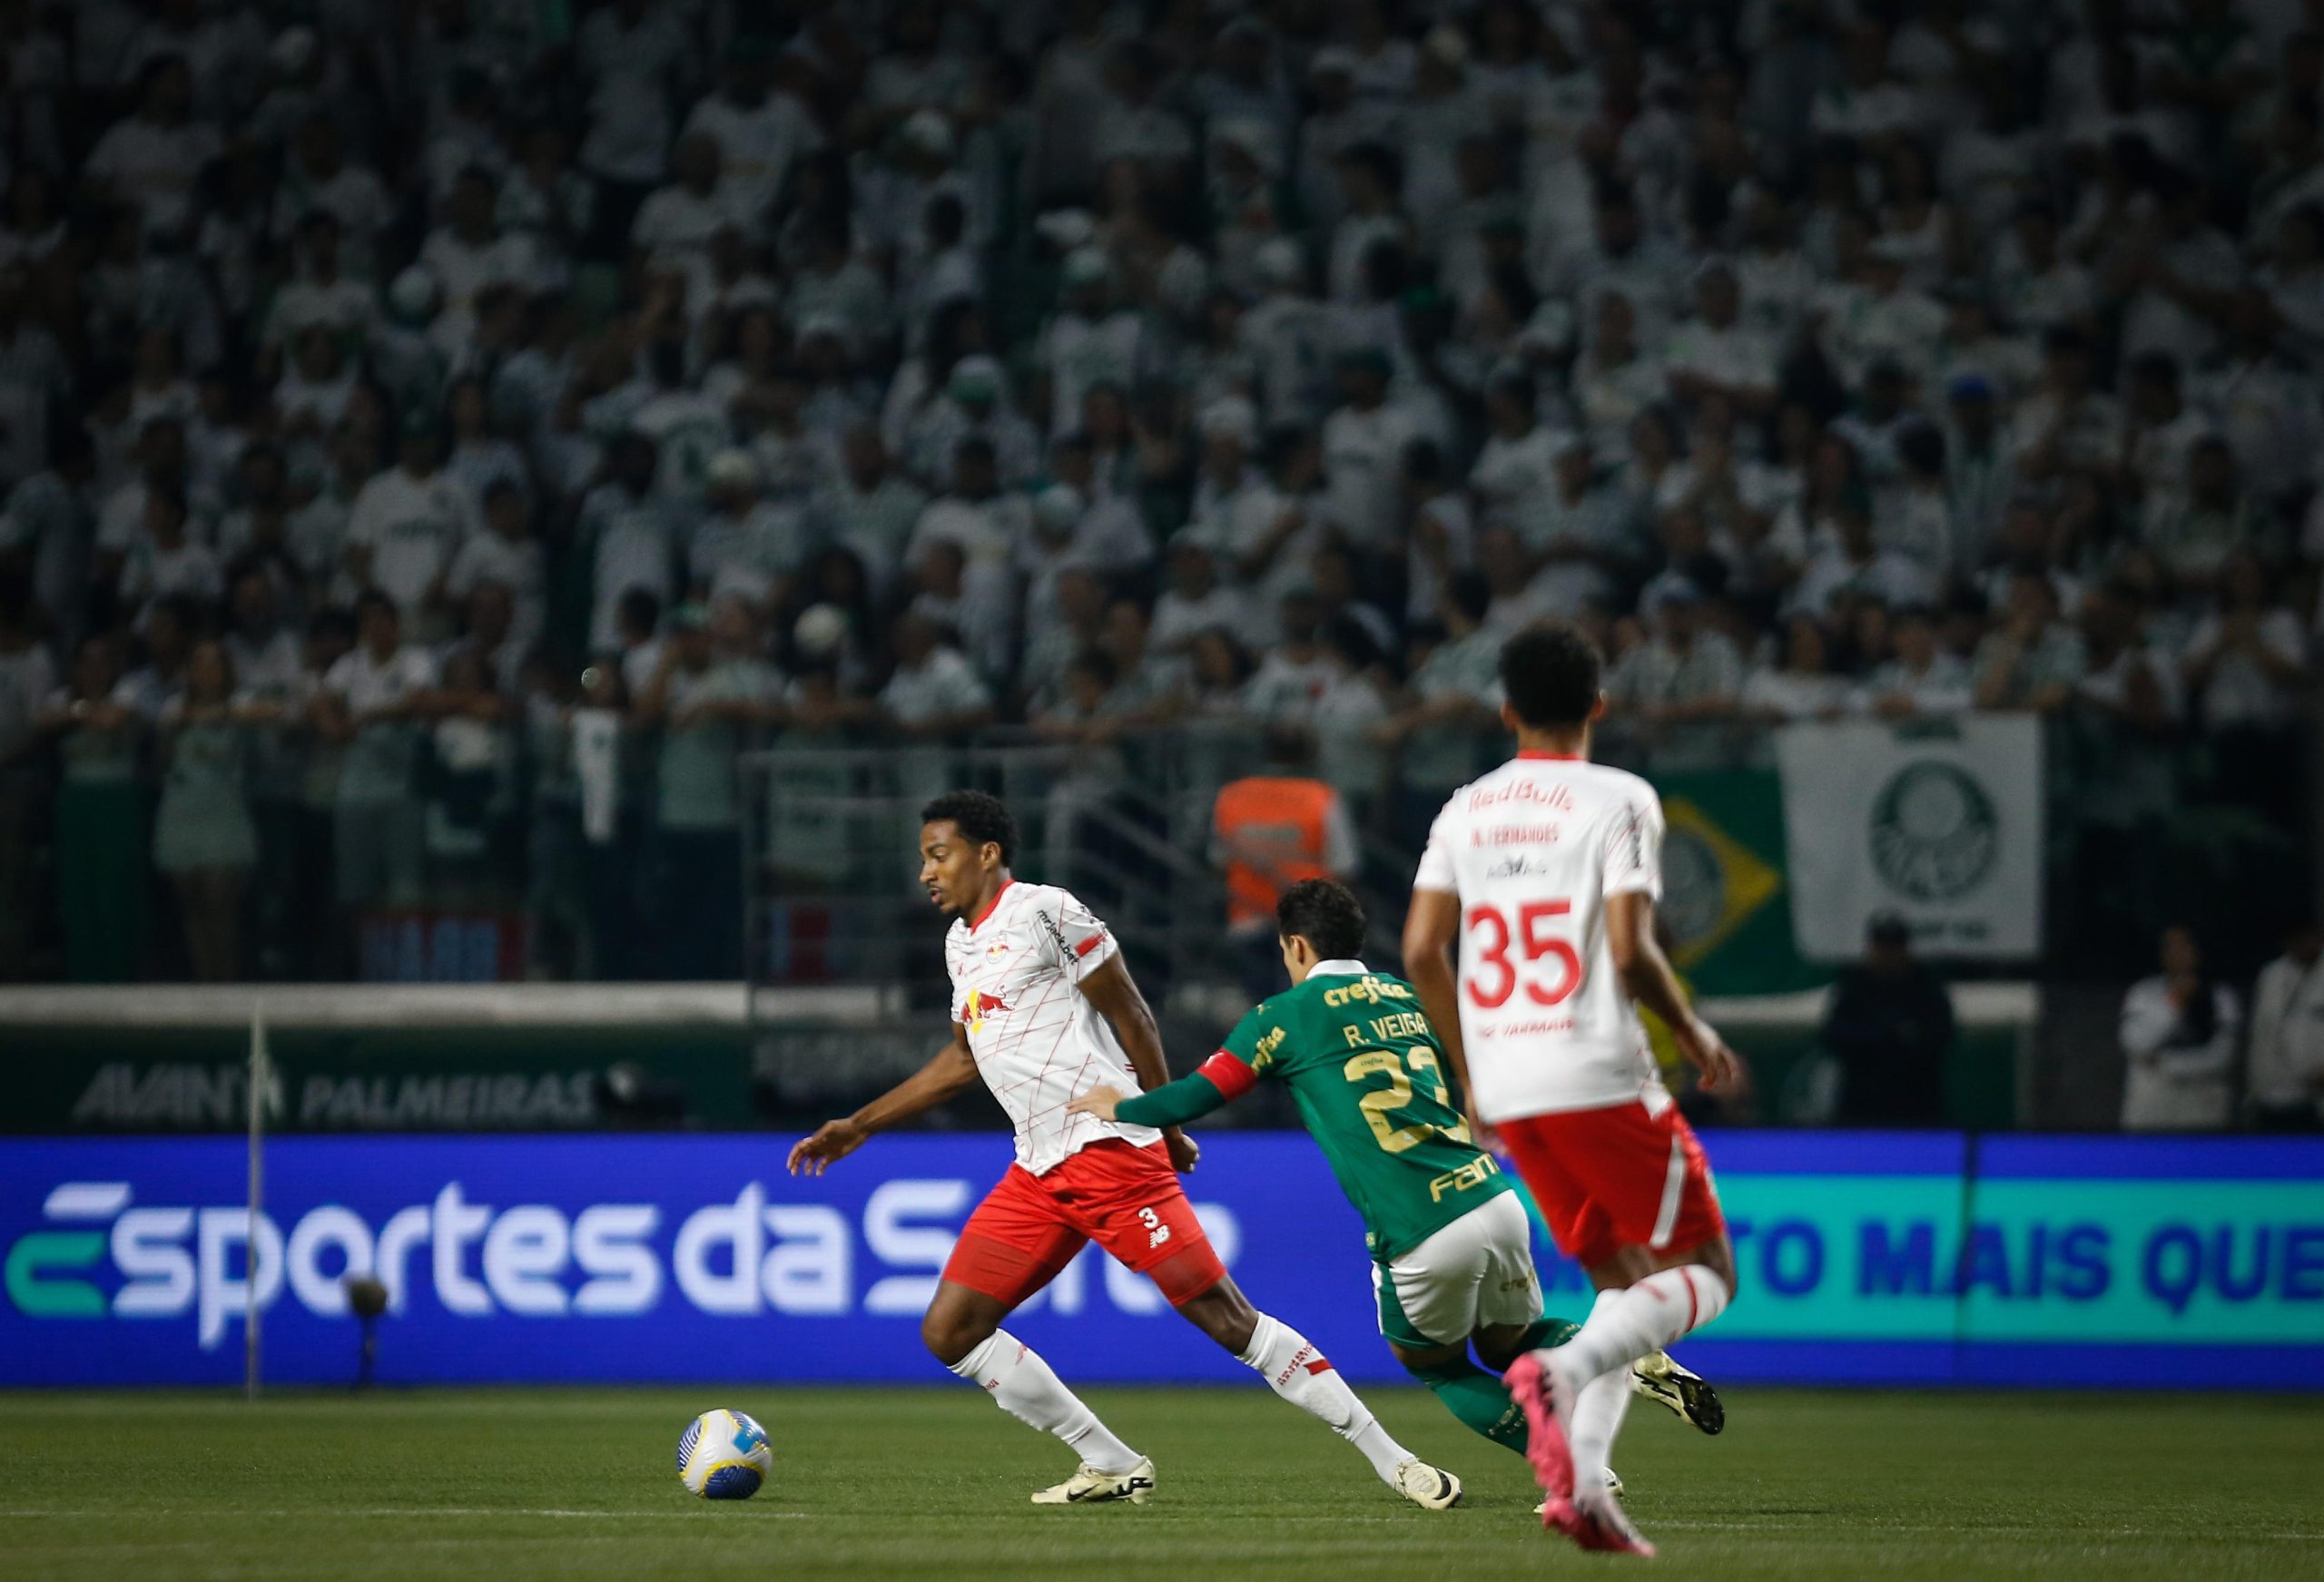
xmin=0 ymin=0 xmax=2313 ymax=1032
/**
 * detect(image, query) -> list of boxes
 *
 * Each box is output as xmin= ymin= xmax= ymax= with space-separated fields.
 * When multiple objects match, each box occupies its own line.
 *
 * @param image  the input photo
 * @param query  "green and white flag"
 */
xmin=1776 ymin=715 xmax=2044 ymax=960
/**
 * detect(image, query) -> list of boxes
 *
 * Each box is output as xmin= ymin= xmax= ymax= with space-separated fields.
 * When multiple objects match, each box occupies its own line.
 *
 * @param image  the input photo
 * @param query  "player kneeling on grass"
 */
xmin=789 ymin=791 xmax=1461 ymax=1512
xmin=1068 ymin=878 xmax=1722 ymax=1494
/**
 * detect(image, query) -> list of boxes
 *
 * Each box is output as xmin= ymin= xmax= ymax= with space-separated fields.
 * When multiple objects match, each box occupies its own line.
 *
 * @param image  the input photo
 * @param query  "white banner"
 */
xmin=1776 ymin=715 xmax=2045 ymax=960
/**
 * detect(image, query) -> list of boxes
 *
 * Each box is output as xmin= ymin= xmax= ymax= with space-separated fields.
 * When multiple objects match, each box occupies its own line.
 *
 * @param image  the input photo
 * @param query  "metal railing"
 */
xmin=740 ymin=737 xmax=1236 ymax=997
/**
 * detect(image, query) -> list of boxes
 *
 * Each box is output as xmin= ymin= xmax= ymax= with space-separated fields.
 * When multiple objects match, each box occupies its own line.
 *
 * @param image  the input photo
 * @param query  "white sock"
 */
xmin=1547 ymin=1267 xmax=1732 ymax=1389
xmin=1237 ymin=1312 xmax=1413 ymax=1484
xmin=1569 ymin=1368 xmax=1633 ymax=1496
xmin=949 ymin=1330 xmax=1141 ymax=1473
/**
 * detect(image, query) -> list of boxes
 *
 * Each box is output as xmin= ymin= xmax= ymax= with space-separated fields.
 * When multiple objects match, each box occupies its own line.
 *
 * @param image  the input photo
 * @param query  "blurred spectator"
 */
xmin=1820 ymin=913 xmax=1955 ymax=1127
xmin=420 ymin=646 xmax=514 ymax=898
xmin=1151 ymin=538 xmax=1247 ymax=653
xmin=0 ymin=0 xmax=2309 ymax=991
xmin=0 ymin=575 xmax=55 ymax=978
xmin=1863 ymin=604 xmax=1973 ymax=717
xmin=2181 ymin=549 xmax=2305 ymax=811
xmin=36 ymin=634 xmax=145 ymax=982
xmin=447 ymin=480 xmax=546 ymax=659
xmin=1973 ymin=571 xmax=2086 ymax=712
xmin=1606 ymin=580 xmax=1744 ymax=724
xmin=581 ymin=433 xmax=680 ymax=656
xmin=153 ymin=638 xmax=275 ymax=981
xmin=346 ymin=410 xmax=477 ymax=641
xmin=315 ymin=594 xmax=440 ymax=938
xmin=1744 ymin=615 xmax=1854 ymax=723
xmin=2245 ymin=916 xmax=2324 ymax=1132
xmin=1210 ymin=727 xmax=1359 ymax=1000
xmin=635 ymin=599 xmax=780 ymax=979
xmin=1375 ymin=572 xmax=1499 ymax=838
xmin=880 ymin=610 xmax=991 ymax=740
xmin=2120 ymin=924 xmax=2240 ymax=1132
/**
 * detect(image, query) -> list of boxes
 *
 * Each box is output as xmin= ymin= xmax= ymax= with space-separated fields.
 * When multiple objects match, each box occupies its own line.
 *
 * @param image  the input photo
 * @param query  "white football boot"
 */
xmin=1535 ymin=1465 xmax=1623 ymax=1518
xmin=1030 ymin=1456 xmax=1157 ymax=1506
xmin=1630 ymin=1350 xmax=1725 ymax=1434
xmin=1393 ymin=1458 xmax=1464 ymax=1510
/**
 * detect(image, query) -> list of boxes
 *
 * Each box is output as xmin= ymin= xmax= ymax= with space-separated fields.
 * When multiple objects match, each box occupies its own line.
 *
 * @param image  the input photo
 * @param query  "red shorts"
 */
xmin=941 ymin=1139 xmax=1227 ymax=1309
xmin=1497 ymin=1100 xmax=1727 ymax=1272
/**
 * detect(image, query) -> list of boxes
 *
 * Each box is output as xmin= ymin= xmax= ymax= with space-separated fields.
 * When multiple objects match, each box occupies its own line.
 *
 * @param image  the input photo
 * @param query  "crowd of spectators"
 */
xmin=0 ymin=0 xmax=2319 ymax=985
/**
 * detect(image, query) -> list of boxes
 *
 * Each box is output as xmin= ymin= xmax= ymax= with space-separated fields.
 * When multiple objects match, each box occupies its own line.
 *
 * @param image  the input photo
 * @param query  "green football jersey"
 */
xmin=1221 ymin=967 xmax=1512 ymax=1260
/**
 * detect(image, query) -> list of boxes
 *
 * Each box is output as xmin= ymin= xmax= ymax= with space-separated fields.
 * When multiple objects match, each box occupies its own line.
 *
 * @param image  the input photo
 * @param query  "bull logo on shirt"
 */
xmin=965 ymin=988 xmax=1013 ymax=1034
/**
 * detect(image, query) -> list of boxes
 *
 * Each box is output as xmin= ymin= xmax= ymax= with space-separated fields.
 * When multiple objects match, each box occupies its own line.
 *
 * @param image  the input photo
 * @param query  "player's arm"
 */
xmin=1403 ymin=886 xmax=1485 ymax=1140
xmin=1077 ymin=952 xmax=1202 ymax=1174
xmin=1074 ymin=994 xmax=1277 ymax=1126
xmin=785 ymin=1024 xmax=980 ymax=1175
xmin=1606 ymin=891 xmax=1741 ymax=1091
xmin=1068 ymin=1054 xmax=1246 ymax=1128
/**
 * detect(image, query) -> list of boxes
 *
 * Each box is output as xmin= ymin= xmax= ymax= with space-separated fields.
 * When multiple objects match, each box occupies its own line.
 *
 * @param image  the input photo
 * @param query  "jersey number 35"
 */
xmin=1463 ymin=900 xmax=1583 ymax=1009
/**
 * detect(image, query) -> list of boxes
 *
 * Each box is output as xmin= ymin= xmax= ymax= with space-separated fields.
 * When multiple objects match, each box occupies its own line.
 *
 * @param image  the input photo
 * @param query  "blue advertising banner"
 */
xmin=3 ymin=1133 xmax=2319 ymax=1389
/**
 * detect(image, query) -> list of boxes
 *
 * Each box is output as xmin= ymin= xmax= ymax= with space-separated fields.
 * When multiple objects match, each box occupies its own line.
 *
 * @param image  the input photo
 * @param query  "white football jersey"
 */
xmin=1413 ymin=752 xmax=1669 ymax=1122
xmin=944 ymin=880 xmax=1163 ymax=1174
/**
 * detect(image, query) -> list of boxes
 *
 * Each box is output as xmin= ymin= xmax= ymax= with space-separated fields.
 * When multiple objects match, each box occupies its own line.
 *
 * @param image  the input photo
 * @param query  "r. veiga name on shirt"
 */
xmin=1466 ymin=781 xmax=1576 ymax=812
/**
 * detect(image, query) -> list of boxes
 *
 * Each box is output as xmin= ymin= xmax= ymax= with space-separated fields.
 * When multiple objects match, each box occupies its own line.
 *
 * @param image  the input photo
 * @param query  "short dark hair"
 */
xmin=921 ymin=790 xmax=1017 ymax=865
xmin=618 ymin=587 xmax=662 ymax=629
xmin=1447 ymin=570 xmax=1492 ymax=625
xmin=1500 ymin=623 xmax=1602 ymax=730
xmin=2129 ymin=350 xmax=2181 ymax=388
xmin=1277 ymin=879 xmax=1366 ymax=961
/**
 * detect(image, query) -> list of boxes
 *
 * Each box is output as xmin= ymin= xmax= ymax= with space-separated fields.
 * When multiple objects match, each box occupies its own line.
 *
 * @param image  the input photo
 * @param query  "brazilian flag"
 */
xmin=1651 ymin=771 xmax=1822 ymax=997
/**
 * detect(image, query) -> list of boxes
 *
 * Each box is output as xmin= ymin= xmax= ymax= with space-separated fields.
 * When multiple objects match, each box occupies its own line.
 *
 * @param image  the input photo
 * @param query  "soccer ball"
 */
xmin=677 ymin=1408 xmax=773 ymax=1499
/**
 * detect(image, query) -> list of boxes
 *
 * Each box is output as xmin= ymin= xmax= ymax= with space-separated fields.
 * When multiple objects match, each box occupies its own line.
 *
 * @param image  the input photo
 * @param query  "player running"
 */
xmin=787 ymin=791 xmax=1462 ymax=1511
xmin=1403 ymin=623 xmax=1743 ymax=1557
xmin=1066 ymin=878 xmax=1722 ymax=1486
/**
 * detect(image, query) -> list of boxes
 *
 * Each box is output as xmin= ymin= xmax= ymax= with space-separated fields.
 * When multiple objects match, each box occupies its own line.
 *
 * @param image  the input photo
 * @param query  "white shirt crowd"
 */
xmin=0 ymin=0 xmax=2319 ymax=919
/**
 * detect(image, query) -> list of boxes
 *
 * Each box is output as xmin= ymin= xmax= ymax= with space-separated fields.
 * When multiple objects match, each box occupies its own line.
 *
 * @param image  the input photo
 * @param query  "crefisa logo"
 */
xmin=4 ymin=1179 xmax=1241 ymax=1351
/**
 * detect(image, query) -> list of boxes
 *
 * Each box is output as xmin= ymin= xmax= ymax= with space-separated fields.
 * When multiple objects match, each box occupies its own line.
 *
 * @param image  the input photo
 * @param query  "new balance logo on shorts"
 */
xmin=1138 ymin=1205 xmax=1170 ymax=1250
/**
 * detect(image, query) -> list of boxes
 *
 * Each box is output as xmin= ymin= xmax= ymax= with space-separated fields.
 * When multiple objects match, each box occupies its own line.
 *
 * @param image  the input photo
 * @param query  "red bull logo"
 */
xmin=964 ymin=989 xmax=1013 ymax=1033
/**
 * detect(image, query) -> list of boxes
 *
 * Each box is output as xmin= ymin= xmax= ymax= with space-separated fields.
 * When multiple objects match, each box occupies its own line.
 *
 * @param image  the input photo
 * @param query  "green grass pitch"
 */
xmin=4 ymin=1386 xmax=2319 ymax=1580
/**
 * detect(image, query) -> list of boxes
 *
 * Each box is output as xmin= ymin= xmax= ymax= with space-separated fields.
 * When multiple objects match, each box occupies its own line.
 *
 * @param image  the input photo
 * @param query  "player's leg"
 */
xmin=1377 ymin=1192 xmax=1536 ymax=1454
xmin=1427 ymin=1194 xmax=1639 ymax=1494
xmin=1499 ymin=1105 xmax=1734 ymax=1553
xmin=1502 ymin=1106 xmax=1738 ymax=1378
xmin=1537 ymin=1224 xmax=1738 ymax=1388
xmin=931 ymin=1167 xmax=1150 ymax=1499
xmin=1175 ymin=1272 xmax=1460 ymax=1508
xmin=1077 ymin=1141 xmax=1461 ymax=1508
xmin=1551 ymin=1235 xmax=1736 ymax=1514
xmin=1393 ymin=1340 xmax=1528 ymax=1453
xmin=1491 ymin=1170 xmax=1724 ymax=1433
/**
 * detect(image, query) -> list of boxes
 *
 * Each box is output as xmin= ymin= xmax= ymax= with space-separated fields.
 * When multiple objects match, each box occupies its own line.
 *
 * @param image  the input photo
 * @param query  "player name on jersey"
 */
xmin=1417 ymin=756 xmax=1672 ymax=1123
xmin=1216 ymin=961 xmax=1512 ymax=1260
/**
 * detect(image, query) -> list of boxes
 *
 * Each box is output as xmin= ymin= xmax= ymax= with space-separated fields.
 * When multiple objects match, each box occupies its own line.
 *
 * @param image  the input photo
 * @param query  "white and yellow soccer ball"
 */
xmin=677 ymin=1408 xmax=773 ymax=1499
